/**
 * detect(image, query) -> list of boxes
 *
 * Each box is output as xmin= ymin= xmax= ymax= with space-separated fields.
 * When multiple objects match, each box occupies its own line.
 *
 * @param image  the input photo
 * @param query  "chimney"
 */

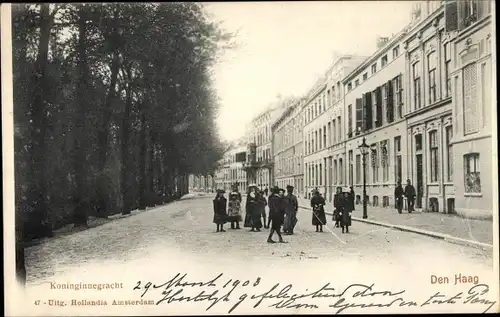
xmin=376 ymin=36 xmax=389 ymax=49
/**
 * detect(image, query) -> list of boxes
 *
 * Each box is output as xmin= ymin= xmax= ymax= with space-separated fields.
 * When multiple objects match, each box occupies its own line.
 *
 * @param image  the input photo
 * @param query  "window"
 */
xmin=381 ymin=55 xmax=388 ymax=67
xmin=339 ymin=158 xmax=343 ymax=184
xmin=327 ymin=122 xmax=331 ymax=147
xmin=347 ymin=104 xmax=353 ymax=135
xmin=363 ymin=73 xmax=368 ymax=80
xmin=428 ymin=51 xmax=437 ymax=104
xmin=463 ymin=62 xmax=479 ymax=134
xmin=337 ymin=116 xmax=342 ymax=142
xmin=382 ymin=84 xmax=388 ymax=124
xmin=444 ymin=42 xmax=452 ymax=97
xmin=371 ymin=148 xmax=378 ymax=183
xmin=355 ymin=154 xmax=361 ymax=184
xmin=333 ymin=160 xmax=338 ymax=184
xmin=393 ymin=45 xmax=400 ymax=59
xmin=355 ymin=79 xmax=359 ymax=87
xmin=413 ymin=62 xmax=422 ymax=109
xmin=446 ymin=126 xmax=453 ymax=181
xmin=429 ymin=131 xmax=439 ymax=182
xmin=331 ymin=87 xmax=336 ymax=104
xmin=332 ymin=120 xmax=336 ymax=144
xmin=349 ymin=150 xmax=353 ymax=185
xmin=464 ymin=153 xmax=481 ymax=193
xmin=371 ymin=63 xmax=377 ymax=74
xmin=393 ymin=75 xmax=403 ymax=118
xmin=323 ymin=126 xmax=327 ymax=149
xmin=381 ymin=140 xmax=389 ymax=182
xmin=348 ymin=82 xmax=352 ymax=91
xmin=394 ymin=136 xmax=401 ymax=152
xmin=319 ymin=163 xmax=322 ymax=185
xmin=355 ymin=98 xmax=363 ymax=133
xmin=415 ymin=134 xmax=422 ymax=151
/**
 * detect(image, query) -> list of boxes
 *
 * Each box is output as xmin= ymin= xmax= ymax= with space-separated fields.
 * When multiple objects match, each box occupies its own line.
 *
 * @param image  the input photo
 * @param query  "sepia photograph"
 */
xmin=2 ymin=1 xmax=498 ymax=315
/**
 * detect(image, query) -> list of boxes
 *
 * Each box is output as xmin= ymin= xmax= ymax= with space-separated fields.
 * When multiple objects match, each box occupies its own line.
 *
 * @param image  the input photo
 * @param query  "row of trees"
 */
xmin=13 ymin=3 xmax=231 ymax=283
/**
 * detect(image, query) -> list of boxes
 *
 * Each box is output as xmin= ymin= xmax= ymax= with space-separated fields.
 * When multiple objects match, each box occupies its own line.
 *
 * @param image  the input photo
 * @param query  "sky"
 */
xmin=204 ymin=1 xmax=416 ymax=142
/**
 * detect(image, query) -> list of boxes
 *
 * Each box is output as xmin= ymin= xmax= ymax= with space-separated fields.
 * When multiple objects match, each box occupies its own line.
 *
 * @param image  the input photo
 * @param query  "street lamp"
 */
xmin=358 ymin=135 xmax=370 ymax=219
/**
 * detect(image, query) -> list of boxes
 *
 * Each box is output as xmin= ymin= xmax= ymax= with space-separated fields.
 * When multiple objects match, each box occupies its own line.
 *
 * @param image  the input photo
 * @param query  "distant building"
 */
xmin=213 ymin=138 xmax=248 ymax=192
xmin=243 ymin=101 xmax=289 ymax=190
xmin=303 ymin=55 xmax=367 ymax=201
xmin=272 ymin=97 xmax=307 ymax=197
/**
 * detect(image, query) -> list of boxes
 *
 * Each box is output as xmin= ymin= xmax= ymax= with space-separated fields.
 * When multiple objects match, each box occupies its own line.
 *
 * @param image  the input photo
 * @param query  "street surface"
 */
xmin=23 ymin=195 xmax=496 ymax=315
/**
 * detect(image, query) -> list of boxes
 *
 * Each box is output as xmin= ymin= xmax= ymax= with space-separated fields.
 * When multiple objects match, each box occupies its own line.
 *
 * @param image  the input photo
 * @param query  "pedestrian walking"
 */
xmin=213 ymin=189 xmax=227 ymax=232
xmin=227 ymin=183 xmax=242 ymax=229
xmin=267 ymin=186 xmax=286 ymax=243
xmin=258 ymin=190 xmax=268 ymax=229
xmin=264 ymin=187 xmax=268 ymax=197
xmin=394 ymin=181 xmax=404 ymax=214
xmin=340 ymin=187 xmax=352 ymax=233
xmin=404 ymin=179 xmax=416 ymax=213
xmin=333 ymin=187 xmax=343 ymax=228
xmin=311 ymin=190 xmax=327 ymax=232
xmin=349 ymin=186 xmax=355 ymax=211
xmin=283 ymin=185 xmax=298 ymax=235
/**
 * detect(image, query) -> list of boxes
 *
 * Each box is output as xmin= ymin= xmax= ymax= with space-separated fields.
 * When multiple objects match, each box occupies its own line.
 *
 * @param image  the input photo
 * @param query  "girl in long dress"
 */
xmin=227 ymin=184 xmax=242 ymax=229
xmin=213 ymin=190 xmax=227 ymax=232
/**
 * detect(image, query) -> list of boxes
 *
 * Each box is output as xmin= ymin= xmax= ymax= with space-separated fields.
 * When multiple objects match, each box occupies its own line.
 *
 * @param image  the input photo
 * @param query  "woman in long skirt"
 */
xmin=244 ymin=185 xmax=262 ymax=231
xmin=333 ymin=187 xmax=344 ymax=228
xmin=311 ymin=190 xmax=327 ymax=232
xmin=227 ymin=184 xmax=242 ymax=229
xmin=213 ymin=189 xmax=227 ymax=232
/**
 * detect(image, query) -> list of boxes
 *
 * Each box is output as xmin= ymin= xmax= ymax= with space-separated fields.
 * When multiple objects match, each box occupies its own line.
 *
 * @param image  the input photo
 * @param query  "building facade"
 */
xmin=447 ymin=0 xmax=493 ymax=219
xmin=214 ymin=140 xmax=248 ymax=193
xmin=343 ymin=31 xmax=408 ymax=209
xmin=303 ymin=55 xmax=367 ymax=201
xmin=272 ymin=98 xmax=306 ymax=197
xmin=244 ymin=102 xmax=288 ymax=190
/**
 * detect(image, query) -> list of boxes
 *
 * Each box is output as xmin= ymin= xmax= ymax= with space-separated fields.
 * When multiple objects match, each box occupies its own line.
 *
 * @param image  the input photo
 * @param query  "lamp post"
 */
xmin=358 ymin=135 xmax=370 ymax=219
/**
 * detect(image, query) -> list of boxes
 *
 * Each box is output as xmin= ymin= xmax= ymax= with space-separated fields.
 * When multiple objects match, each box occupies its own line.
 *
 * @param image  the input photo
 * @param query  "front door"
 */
xmin=416 ymin=154 xmax=424 ymax=208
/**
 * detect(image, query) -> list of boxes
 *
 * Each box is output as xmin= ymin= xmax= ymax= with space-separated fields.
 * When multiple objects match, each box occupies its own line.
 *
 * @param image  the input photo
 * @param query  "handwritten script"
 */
xmin=132 ymin=273 xmax=496 ymax=314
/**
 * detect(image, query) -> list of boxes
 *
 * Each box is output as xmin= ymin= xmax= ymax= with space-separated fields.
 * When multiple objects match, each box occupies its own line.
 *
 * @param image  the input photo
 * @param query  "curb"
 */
xmin=298 ymin=205 xmax=493 ymax=250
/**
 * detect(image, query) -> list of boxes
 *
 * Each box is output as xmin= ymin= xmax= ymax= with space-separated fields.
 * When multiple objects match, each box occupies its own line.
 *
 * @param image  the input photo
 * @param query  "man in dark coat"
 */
xmin=213 ymin=189 xmax=227 ymax=232
xmin=340 ymin=188 xmax=352 ymax=233
xmin=267 ymin=186 xmax=286 ymax=243
xmin=349 ymin=186 xmax=355 ymax=210
xmin=333 ymin=187 xmax=344 ymax=228
xmin=283 ymin=185 xmax=298 ymax=235
xmin=311 ymin=190 xmax=327 ymax=232
xmin=404 ymin=179 xmax=416 ymax=213
xmin=394 ymin=181 xmax=404 ymax=214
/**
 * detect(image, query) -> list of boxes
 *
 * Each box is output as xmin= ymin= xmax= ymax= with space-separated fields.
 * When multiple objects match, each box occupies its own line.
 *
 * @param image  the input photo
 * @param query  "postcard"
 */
xmin=2 ymin=1 xmax=499 ymax=315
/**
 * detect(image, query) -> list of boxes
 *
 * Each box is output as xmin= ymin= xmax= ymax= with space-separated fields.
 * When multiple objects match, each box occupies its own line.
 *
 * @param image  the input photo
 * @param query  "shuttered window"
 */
xmin=463 ymin=62 xmax=478 ymax=134
xmin=355 ymin=98 xmax=363 ymax=133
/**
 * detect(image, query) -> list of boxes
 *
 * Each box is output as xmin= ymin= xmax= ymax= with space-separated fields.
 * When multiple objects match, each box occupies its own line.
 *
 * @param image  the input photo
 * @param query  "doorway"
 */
xmin=416 ymin=154 xmax=424 ymax=208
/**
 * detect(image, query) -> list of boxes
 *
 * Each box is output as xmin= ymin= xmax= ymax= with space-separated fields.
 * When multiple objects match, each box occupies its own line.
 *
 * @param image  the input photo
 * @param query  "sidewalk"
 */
xmin=296 ymin=197 xmax=493 ymax=248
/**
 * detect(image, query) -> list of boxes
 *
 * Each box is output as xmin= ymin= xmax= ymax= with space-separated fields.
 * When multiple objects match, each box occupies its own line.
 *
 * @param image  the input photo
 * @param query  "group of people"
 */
xmin=212 ymin=183 xmax=299 ymax=243
xmin=308 ymin=186 xmax=354 ymax=234
xmin=394 ymin=179 xmax=417 ymax=213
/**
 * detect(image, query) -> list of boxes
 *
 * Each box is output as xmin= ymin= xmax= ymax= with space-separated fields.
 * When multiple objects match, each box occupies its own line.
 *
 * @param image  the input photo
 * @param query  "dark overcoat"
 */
xmin=213 ymin=196 xmax=227 ymax=224
xmin=311 ymin=195 xmax=327 ymax=226
xmin=268 ymin=194 xmax=285 ymax=229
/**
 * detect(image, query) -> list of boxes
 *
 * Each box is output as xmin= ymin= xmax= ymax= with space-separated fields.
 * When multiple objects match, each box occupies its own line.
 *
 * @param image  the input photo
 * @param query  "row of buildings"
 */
xmin=201 ymin=0 xmax=495 ymax=219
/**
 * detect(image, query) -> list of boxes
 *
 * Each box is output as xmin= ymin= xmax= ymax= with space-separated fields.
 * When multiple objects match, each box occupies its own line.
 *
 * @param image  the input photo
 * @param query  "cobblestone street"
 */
xmin=26 ymin=195 xmax=493 ymax=285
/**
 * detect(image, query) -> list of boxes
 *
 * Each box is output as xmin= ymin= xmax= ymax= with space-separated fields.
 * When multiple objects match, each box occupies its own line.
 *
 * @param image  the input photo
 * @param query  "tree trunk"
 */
xmin=72 ymin=5 xmax=89 ymax=227
xmin=26 ymin=3 xmax=54 ymax=238
xmin=138 ymin=112 xmax=147 ymax=211
xmin=120 ymin=79 xmax=133 ymax=215
xmin=96 ymin=48 xmax=120 ymax=218
xmin=146 ymin=132 xmax=155 ymax=207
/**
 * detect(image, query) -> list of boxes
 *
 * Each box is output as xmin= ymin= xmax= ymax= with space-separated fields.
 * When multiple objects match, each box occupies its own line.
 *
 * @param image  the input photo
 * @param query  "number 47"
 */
xmin=34 ymin=300 xmax=40 ymax=305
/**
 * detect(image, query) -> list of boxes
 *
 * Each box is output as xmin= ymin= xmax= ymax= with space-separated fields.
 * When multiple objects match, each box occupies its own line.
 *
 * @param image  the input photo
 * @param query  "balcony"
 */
xmin=260 ymin=159 xmax=274 ymax=169
xmin=242 ymin=161 xmax=259 ymax=171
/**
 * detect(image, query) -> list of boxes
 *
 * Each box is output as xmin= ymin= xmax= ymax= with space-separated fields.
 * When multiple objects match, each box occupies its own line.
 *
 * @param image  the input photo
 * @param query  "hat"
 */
xmin=278 ymin=188 xmax=285 ymax=193
xmin=248 ymin=184 xmax=258 ymax=188
xmin=216 ymin=189 xmax=225 ymax=194
xmin=271 ymin=186 xmax=280 ymax=193
xmin=286 ymin=185 xmax=294 ymax=189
